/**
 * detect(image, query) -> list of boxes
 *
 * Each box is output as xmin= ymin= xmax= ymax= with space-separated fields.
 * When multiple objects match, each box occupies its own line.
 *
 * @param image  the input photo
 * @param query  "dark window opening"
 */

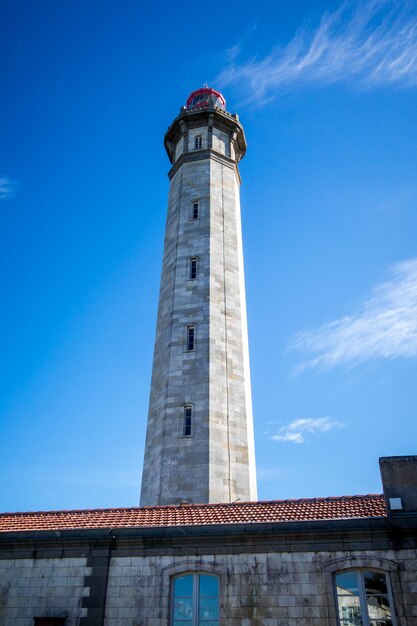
xmin=192 ymin=201 xmax=199 ymax=220
xmin=187 ymin=325 xmax=195 ymax=351
xmin=194 ymin=135 xmax=203 ymax=150
xmin=189 ymin=257 xmax=197 ymax=280
xmin=183 ymin=406 xmax=192 ymax=437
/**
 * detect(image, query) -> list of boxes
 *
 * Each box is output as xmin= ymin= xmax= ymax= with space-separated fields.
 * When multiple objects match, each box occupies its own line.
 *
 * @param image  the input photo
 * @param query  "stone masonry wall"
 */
xmin=140 ymin=157 xmax=212 ymax=506
xmin=208 ymin=159 xmax=257 ymax=503
xmin=140 ymin=110 xmax=257 ymax=506
xmin=1 ymin=533 xmax=416 ymax=625
xmin=102 ymin=549 xmax=417 ymax=626
xmin=0 ymin=557 xmax=90 ymax=626
xmin=212 ymin=128 xmax=230 ymax=156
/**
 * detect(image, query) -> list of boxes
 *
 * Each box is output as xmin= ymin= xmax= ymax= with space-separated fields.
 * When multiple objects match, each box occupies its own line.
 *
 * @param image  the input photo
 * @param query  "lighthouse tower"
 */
xmin=140 ymin=88 xmax=257 ymax=506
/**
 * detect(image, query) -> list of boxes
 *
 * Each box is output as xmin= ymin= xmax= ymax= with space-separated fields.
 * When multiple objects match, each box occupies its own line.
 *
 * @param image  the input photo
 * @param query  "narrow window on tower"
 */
xmin=183 ymin=405 xmax=192 ymax=437
xmin=186 ymin=325 xmax=195 ymax=351
xmin=189 ymin=257 xmax=198 ymax=280
xmin=192 ymin=200 xmax=200 ymax=220
xmin=194 ymin=134 xmax=203 ymax=150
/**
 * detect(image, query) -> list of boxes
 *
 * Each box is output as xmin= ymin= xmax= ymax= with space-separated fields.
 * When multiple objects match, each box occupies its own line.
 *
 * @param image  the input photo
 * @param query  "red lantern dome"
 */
xmin=186 ymin=87 xmax=226 ymax=111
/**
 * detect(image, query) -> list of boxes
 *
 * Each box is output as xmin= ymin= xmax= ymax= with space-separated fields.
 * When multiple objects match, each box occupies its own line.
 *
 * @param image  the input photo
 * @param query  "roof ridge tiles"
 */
xmin=0 ymin=494 xmax=387 ymax=533
xmin=0 ymin=493 xmax=384 ymax=519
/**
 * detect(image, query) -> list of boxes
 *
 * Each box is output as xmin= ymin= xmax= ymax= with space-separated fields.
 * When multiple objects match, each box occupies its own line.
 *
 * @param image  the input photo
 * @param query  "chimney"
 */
xmin=379 ymin=456 xmax=417 ymax=514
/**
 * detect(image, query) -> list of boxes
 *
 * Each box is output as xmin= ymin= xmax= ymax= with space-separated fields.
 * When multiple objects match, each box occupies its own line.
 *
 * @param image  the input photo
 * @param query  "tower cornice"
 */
xmin=164 ymin=107 xmax=247 ymax=164
xmin=167 ymin=148 xmax=242 ymax=184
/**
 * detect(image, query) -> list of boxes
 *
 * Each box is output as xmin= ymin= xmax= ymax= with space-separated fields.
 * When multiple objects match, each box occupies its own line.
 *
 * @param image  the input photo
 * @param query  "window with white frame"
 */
xmin=183 ymin=405 xmax=192 ymax=437
xmin=171 ymin=572 xmax=219 ymax=626
xmin=186 ymin=325 xmax=195 ymax=351
xmin=189 ymin=257 xmax=198 ymax=280
xmin=335 ymin=569 xmax=395 ymax=626
xmin=194 ymin=135 xmax=203 ymax=150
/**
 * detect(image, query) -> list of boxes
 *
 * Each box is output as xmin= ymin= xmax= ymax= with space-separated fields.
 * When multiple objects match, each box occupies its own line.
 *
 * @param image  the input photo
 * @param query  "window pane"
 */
xmin=337 ymin=594 xmax=363 ymax=625
xmin=199 ymin=597 xmax=219 ymax=619
xmin=366 ymin=595 xmax=392 ymax=622
xmin=187 ymin=326 xmax=195 ymax=350
xmin=173 ymin=598 xmax=193 ymax=619
xmin=173 ymin=573 xmax=219 ymax=626
xmin=336 ymin=571 xmax=360 ymax=595
xmin=199 ymin=575 xmax=218 ymax=597
xmin=174 ymin=575 xmax=193 ymax=597
xmin=190 ymin=259 xmax=197 ymax=280
xmin=364 ymin=571 xmax=388 ymax=595
xmin=184 ymin=415 xmax=191 ymax=436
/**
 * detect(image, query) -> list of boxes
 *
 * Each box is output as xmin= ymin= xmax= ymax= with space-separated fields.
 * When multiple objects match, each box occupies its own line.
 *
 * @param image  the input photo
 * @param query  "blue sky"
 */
xmin=1 ymin=0 xmax=416 ymax=511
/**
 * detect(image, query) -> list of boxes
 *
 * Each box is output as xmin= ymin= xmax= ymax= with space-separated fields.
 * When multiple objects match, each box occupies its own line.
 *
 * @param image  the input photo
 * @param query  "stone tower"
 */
xmin=140 ymin=88 xmax=257 ymax=506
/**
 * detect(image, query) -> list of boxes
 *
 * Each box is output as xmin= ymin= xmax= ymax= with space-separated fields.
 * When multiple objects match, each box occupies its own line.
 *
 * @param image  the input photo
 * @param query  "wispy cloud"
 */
xmin=290 ymin=258 xmax=417 ymax=373
xmin=271 ymin=417 xmax=344 ymax=444
xmin=217 ymin=1 xmax=417 ymax=102
xmin=0 ymin=176 xmax=18 ymax=200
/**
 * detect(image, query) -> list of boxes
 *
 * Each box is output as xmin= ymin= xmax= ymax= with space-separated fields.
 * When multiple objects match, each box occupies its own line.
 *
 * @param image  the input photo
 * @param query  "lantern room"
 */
xmin=186 ymin=87 xmax=226 ymax=111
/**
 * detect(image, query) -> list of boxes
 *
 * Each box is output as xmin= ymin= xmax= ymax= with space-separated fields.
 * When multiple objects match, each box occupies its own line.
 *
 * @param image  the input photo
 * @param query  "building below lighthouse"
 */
xmin=0 ymin=89 xmax=416 ymax=626
xmin=141 ymin=87 xmax=256 ymax=506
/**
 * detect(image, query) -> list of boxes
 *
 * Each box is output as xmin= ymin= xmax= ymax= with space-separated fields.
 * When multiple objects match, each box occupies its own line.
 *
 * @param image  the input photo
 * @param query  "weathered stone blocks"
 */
xmin=140 ymin=106 xmax=256 ymax=506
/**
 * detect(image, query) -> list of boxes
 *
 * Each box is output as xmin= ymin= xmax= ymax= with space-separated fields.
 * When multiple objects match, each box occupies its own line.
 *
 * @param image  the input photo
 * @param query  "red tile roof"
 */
xmin=0 ymin=495 xmax=386 ymax=533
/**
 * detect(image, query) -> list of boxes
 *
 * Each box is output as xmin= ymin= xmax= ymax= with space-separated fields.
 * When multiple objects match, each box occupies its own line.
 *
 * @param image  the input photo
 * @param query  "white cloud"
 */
xmin=217 ymin=1 xmax=417 ymax=102
xmin=0 ymin=177 xmax=17 ymax=200
xmin=271 ymin=417 xmax=344 ymax=444
xmin=290 ymin=258 xmax=417 ymax=373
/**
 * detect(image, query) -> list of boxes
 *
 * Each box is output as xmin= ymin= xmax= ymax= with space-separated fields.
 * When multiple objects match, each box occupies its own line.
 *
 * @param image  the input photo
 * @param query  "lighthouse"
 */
xmin=140 ymin=88 xmax=257 ymax=506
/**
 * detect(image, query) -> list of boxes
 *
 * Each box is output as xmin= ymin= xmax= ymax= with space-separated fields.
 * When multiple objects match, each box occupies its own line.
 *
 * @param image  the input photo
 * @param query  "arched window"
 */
xmin=334 ymin=569 xmax=396 ymax=626
xmin=171 ymin=572 xmax=219 ymax=626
